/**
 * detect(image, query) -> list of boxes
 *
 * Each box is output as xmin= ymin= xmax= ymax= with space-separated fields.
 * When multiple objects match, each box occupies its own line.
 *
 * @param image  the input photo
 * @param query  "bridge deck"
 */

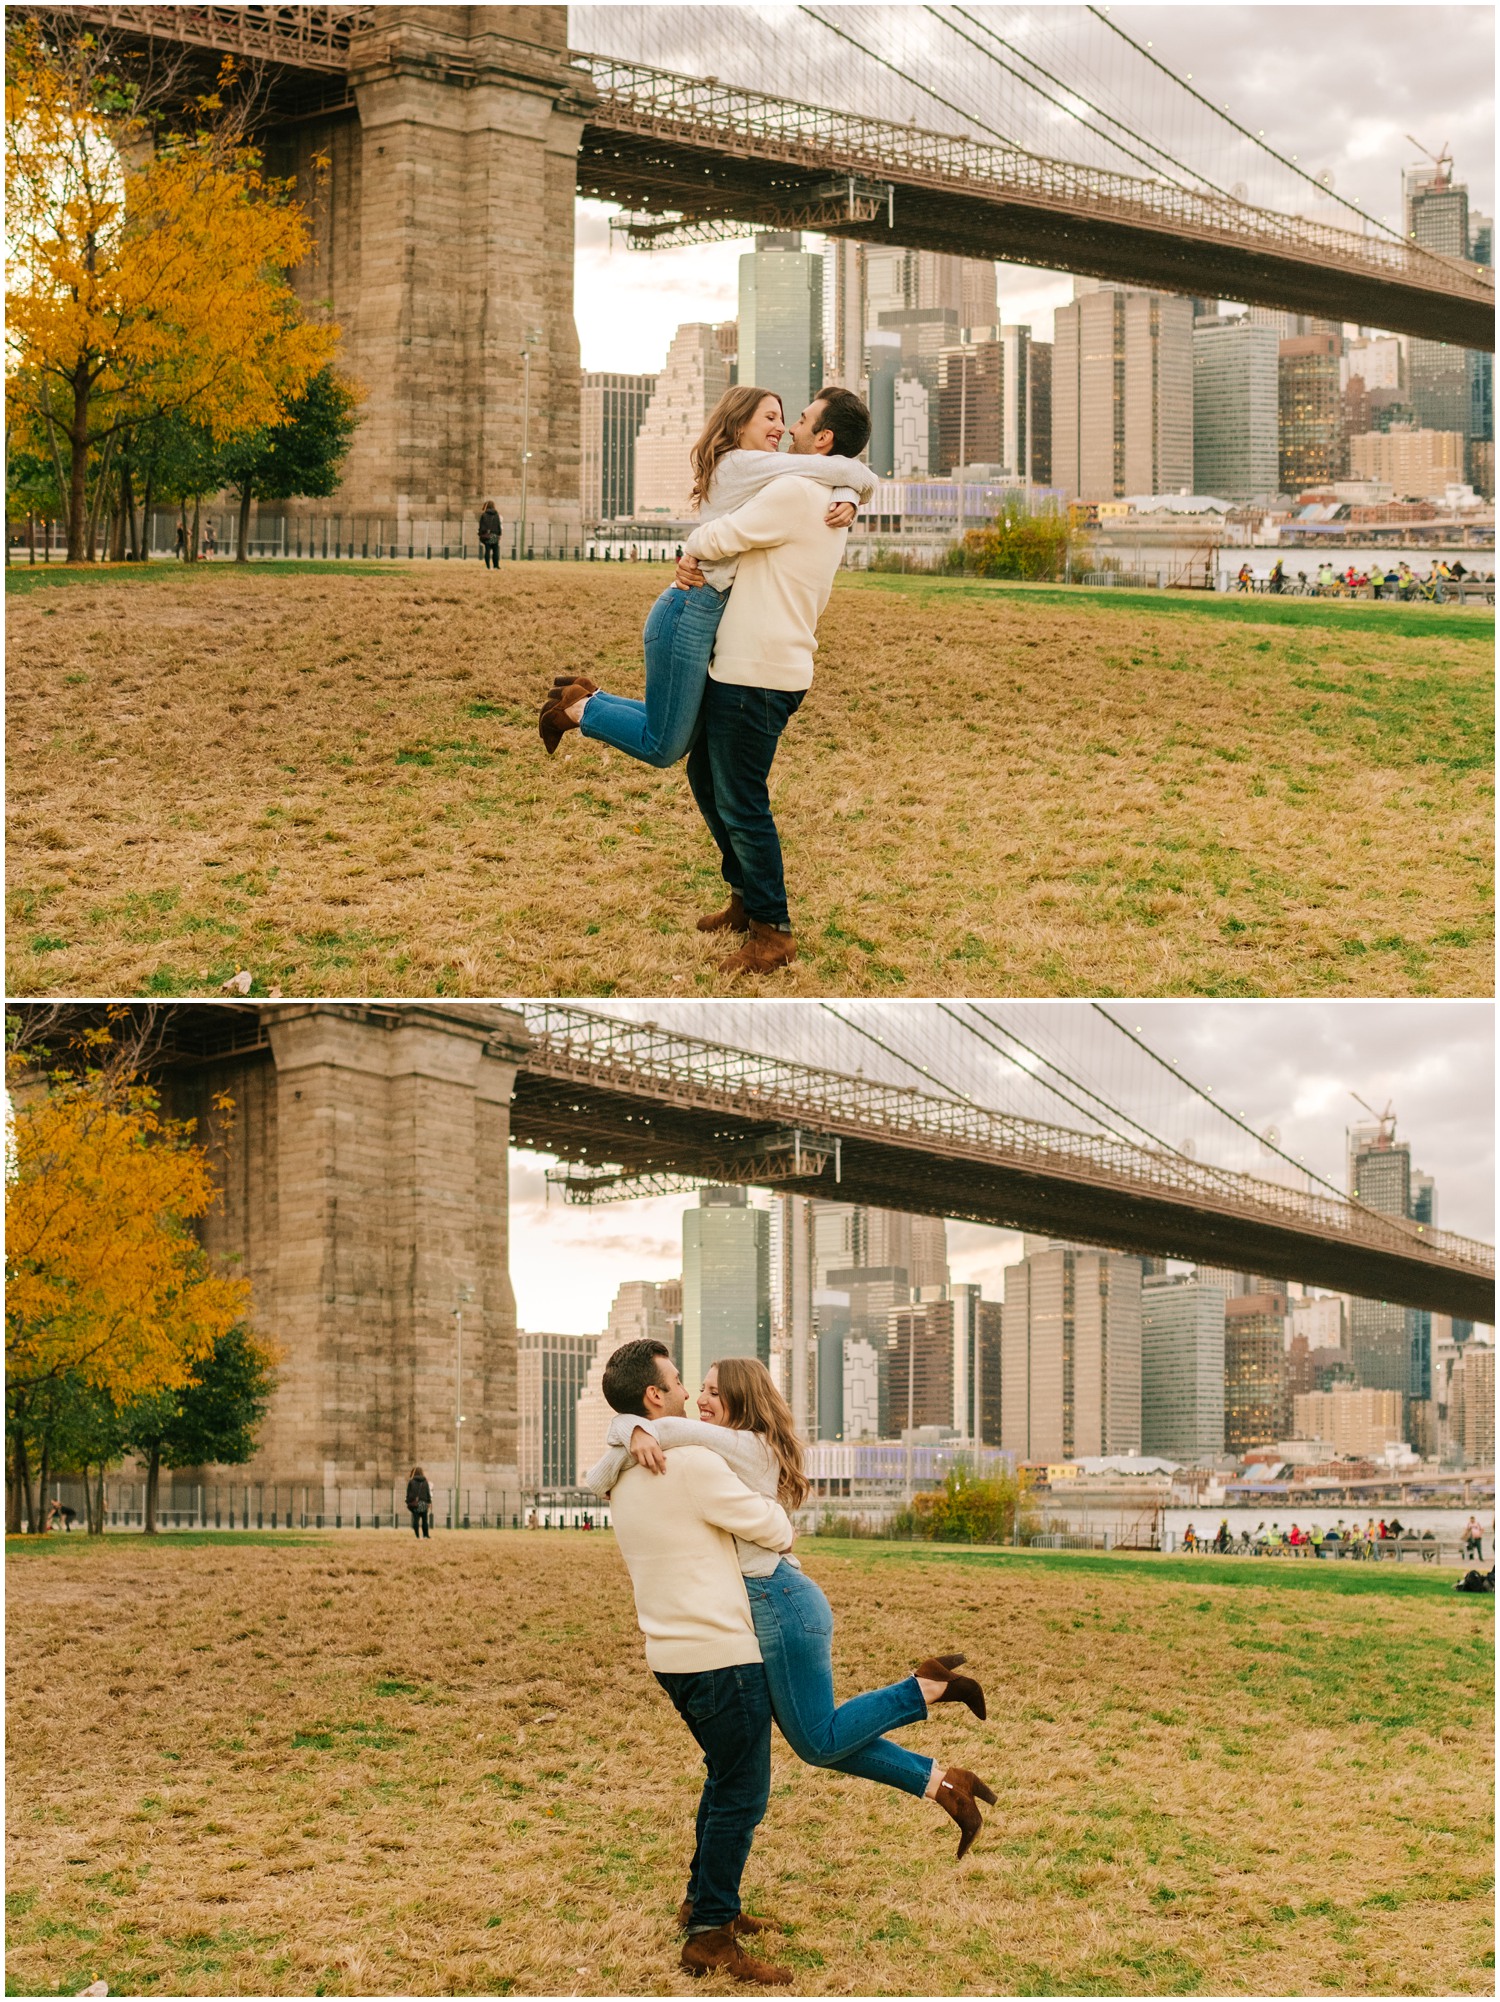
xmin=512 ymin=1008 xmax=1494 ymax=1324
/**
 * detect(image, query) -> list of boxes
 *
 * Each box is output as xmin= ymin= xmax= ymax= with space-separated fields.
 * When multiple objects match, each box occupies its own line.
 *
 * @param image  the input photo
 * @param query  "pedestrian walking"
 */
xmin=1462 ymin=1515 xmax=1485 ymax=1561
xmin=174 ymin=521 xmax=186 ymax=561
xmin=478 ymin=500 xmax=503 ymax=570
xmin=405 ymin=1466 xmax=433 ymax=1538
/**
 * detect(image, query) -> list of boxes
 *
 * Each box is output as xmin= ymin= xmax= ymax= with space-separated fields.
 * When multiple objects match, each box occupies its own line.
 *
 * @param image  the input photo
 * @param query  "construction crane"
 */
xmin=1349 ymin=1092 xmax=1397 ymax=1145
xmin=1404 ymin=135 xmax=1453 ymax=189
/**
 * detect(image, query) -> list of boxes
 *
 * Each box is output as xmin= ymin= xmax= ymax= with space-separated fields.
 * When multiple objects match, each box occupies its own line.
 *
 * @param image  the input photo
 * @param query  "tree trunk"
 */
xmin=8 ymin=1433 xmax=31 ymax=1535
xmin=28 ymin=510 xmax=36 ymax=565
xmin=141 ymin=471 xmax=155 ymax=560
xmin=67 ymin=364 xmax=91 ymax=562
xmin=90 ymin=1464 xmax=107 ymax=1536
xmin=237 ymin=484 xmax=254 ymax=563
xmin=122 ymin=461 xmax=138 ymax=562
xmin=144 ymin=1443 xmax=161 ymax=1533
xmin=35 ymin=1437 xmax=52 ymax=1536
xmin=189 ymin=494 xmax=202 ymax=565
xmin=84 ymin=431 xmax=117 ymax=562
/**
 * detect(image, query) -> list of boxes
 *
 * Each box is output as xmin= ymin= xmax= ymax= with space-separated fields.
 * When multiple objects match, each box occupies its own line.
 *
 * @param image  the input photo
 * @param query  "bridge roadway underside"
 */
xmin=509 ymin=1071 xmax=1493 ymax=1323
xmin=578 ymin=128 xmax=1491 ymax=351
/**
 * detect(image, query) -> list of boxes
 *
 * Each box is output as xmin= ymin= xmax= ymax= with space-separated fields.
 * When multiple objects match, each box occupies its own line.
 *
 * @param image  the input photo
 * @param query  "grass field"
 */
xmin=5 ymin=1531 xmax=1492 ymax=1997
xmin=4 ymin=562 xmax=1492 ymax=998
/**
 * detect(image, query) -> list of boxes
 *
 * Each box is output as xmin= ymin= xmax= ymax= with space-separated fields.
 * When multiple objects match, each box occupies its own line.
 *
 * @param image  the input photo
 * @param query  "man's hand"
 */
xmin=629 ymin=1427 xmax=667 ymax=1475
xmin=824 ymin=501 xmax=857 ymax=529
xmin=675 ymin=552 xmax=705 ymax=590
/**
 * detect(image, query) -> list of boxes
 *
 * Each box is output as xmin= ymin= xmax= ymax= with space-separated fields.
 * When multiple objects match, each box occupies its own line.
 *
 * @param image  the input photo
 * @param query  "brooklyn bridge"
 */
xmin=36 ymin=3 xmax=1497 ymax=532
xmin=18 ymin=1002 xmax=1492 ymax=1496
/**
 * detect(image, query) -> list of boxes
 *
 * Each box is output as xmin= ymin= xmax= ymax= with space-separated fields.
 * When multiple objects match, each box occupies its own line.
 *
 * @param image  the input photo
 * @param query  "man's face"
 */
xmin=645 ymin=1356 xmax=690 ymax=1418
xmin=788 ymin=399 xmax=834 ymax=456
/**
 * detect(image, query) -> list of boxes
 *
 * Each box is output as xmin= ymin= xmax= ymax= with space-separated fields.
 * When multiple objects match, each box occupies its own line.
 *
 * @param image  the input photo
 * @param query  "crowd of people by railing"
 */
xmin=1178 ymin=1514 xmax=1490 ymax=1560
xmin=1232 ymin=557 xmax=1493 ymax=602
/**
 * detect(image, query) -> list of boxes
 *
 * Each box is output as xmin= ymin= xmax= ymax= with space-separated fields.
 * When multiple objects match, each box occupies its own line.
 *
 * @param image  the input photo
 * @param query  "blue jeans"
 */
xmin=579 ymin=583 xmax=729 ymax=768
xmin=745 ymin=1563 xmax=933 ymax=1798
xmin=687 ymin=681 xmax=805 ymax=930
xmin=654 ymin=1661 xmax=773 ymax=1931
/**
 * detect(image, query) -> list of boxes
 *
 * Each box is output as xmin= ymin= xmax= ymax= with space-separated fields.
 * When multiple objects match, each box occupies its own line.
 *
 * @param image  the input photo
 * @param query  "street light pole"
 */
xmin=453 ymin=1287 xmax=474 ymax=1528
xmin=518 ymin=330 xmax=540 ymax=560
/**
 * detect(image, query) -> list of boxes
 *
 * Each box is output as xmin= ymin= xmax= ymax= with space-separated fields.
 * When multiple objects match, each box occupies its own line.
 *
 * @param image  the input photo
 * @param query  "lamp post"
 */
xmin=453 ymin=1286 xmax=474 ymax=1527
xmin=518 ymin=329 xmax=540 ymax=559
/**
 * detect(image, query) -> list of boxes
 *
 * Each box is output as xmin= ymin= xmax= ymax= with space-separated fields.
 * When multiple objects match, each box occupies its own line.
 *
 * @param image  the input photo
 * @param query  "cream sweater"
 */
xmin=696 ymin=449 xmax=875 ymax=591
xmin=684 ymin=478 xmax=849 ymax=690
xmin=589 ymin=1414 xmax=802 ymax=1579
xmin=607 ymin=1447 xmax=794 ymax=1673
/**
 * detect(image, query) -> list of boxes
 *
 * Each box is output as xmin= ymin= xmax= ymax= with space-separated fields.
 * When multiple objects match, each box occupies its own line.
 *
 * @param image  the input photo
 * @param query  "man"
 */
xmin=601 ymin=1337 xmax=797 ymax=1985
xmin=675 ymin=385 xmax=872 ymax=978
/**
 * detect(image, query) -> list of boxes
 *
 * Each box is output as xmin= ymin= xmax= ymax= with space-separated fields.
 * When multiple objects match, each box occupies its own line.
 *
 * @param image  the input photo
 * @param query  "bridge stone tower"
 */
xmin=263 ymin=6 xmax=591 ymax=542
xmin=162 ymin=1004 xmax=530 ymax=1501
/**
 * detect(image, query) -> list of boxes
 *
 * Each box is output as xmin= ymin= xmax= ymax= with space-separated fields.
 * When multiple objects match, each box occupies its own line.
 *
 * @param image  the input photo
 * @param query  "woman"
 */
xmin=539 ymin=386 xmax=875 ymax=761
xmin=478 ymin=499 xmax=502 ymax=571
xmin=405 ymin=1466 xmax=432 ymax=1539
xmin=588 ymin=1357 xmax=996 ymax=1860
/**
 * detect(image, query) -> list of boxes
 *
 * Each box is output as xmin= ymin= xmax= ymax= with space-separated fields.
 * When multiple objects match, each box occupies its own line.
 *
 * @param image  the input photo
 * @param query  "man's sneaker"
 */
xmin=717 ymin=920 xmax=796 ymax=976
xmin=696 ymin=892 xmax=749 ymax=935
xmin=680 ymin=1925 xmax=793 ymax=1985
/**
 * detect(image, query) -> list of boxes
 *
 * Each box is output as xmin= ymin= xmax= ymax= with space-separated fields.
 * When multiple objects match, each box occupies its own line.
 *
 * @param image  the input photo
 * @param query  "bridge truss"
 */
xmin=31 ymin=6 xmax=1494 ymax=348
xmin=511 ymin=1006 xmax=1495 ymax=1323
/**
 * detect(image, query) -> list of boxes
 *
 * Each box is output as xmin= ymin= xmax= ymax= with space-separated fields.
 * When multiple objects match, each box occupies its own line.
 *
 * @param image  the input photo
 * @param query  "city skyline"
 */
xmin=571 ymin=7 xmax=1493 ymax=375
xmin=508 ymin=1000 xmax=1494 ymax=1336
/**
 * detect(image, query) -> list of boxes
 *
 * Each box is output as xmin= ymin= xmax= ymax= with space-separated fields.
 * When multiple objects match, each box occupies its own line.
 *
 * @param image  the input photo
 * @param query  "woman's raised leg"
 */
xmin=577 ymin=582 xmax=728 ymax=768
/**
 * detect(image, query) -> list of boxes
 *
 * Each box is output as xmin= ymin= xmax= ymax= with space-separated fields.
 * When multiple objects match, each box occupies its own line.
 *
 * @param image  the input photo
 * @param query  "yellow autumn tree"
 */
xmin=5 ymin=17 xmax=340 ymax=560
xmin=6 ymin=1067 xmax=250 ymax=1407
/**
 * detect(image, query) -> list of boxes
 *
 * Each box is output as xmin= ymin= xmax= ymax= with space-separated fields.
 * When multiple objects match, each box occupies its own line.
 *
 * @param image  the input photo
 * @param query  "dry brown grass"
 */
xmin=5 ymin=1532 xmax=1492 ymax=1997
xmin=4 ymin=563 xmax=1492 ymax=997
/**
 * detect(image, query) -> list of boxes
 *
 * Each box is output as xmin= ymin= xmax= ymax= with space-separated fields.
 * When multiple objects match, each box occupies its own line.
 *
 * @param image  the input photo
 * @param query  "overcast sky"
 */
xmin=510 ymin=1000 xmax=1494 ymax=1334
xmin=571 ymin=4 xmax=1494 ymax=371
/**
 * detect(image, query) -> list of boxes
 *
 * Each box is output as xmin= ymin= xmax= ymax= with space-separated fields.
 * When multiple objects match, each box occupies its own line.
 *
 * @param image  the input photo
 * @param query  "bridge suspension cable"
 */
xmin=817 ymin=1002 xmax=982 ymax=1107
xmin=797 ymin=5 xmax=1024 ymax=151
xmin=933 ymin=7 xmax=1232 ymax=200
xmin=1086 ymin=5 xmax=1408 ymax=246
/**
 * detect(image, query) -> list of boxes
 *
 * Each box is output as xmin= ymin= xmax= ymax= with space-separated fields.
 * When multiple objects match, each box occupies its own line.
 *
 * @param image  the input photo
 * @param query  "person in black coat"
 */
xmin=406 ymin=1466 xmax=433 ymax=1537
xmin=478 ymin=501 xmax=503 ymax=570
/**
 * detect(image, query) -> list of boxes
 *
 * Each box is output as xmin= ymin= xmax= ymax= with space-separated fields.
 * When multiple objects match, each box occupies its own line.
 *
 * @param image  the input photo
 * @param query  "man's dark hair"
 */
xmin=812 ymin=384 xmax=872 ymax=459
xmin=602 ymin=1338 xmax=672 ymax=1417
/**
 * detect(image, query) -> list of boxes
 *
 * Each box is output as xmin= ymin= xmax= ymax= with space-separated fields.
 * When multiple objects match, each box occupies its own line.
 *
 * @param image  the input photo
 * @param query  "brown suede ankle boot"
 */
xmin=717 ymin=920 xmax=797 ymax=977
xmin=538 ymin=681 xmax=592 ymax=755
xmin=680 ymin=1925 xmax=793 ymax=1984
xmin=915 ymin=1653 xmax=987 ymax=1720
xmin=551 ymin=674 xmax=599 ymax=696
xmin=932 ymin=1766 xmax=998 ymax=1861
xmin=696 ymin=892 xmax=749 ymax=934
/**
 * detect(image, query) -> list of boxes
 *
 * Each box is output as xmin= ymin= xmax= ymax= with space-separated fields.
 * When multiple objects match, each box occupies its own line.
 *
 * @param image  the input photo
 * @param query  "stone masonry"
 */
xmin=162 ymin=1004 xmax=530 ymax=1498
xmin=261 ymin=7 xmax=591 ymax=539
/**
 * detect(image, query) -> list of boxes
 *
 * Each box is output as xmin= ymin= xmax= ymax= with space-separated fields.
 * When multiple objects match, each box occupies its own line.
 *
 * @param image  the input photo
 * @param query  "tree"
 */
xmin=893 ymin=1460 xmax=1038 ymax=1545
xmin=5 ymin=18 xmax=340 ymax=561
xmin=952 ymin=492 xmax=1075 ymax=582
xmin=125 ymin=1324 xmax=278 ymax=1533
xmin=6 ymin=1063 xmax=250 ymax=1458
xmin=220 ymin=366 xmax=360 ymax=561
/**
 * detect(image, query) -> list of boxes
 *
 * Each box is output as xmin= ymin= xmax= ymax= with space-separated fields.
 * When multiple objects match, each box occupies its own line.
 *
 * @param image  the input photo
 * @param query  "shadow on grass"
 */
xmin=842 ymin=570 xmax=1497 ymax=642
xmin=808 ymin=1536 xmax=1491 ymax=1600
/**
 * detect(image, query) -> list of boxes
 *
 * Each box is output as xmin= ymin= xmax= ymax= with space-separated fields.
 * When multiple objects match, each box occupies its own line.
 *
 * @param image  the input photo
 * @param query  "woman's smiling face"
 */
xmin=698 ymin=1366 xmax=726 ymax=1424
xmin=738 ymin=395 xmax=784 ymax=453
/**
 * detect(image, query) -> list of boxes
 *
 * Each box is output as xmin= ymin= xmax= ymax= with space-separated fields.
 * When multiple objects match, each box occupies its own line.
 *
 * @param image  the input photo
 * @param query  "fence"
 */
xmin=27 ymin=1480 xmax=611 ymax=1534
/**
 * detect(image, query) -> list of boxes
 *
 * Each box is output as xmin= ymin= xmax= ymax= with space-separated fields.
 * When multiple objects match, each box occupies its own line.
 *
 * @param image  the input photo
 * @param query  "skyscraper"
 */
xmin=682 ymin=1186 xmax=771 ymax=1390
xmin=1192 ymin=317 xmax=1279 ymax=499
xmin=1000 ymin=1246 xmax=1142 ymax=1459
xmin=938 ymin=340 xmax=1004 ymax=474
xmin=580 ymin=371 xmax=656 ymax=521
xmin=1347 ymin=1124 xmax=1434 ymax=1399
xmin=1052 ymin=289 xmax=1193 ymax=501
xmin=1223 ymin=1293 xmax=1290 ymax=1452
xmin=1141 ymin=1273 xmax=1226 ymax=1463
xmin=738 ymin=233 xmax=823 ymax=423
xmin=1279 ymin=334 xmax=1346 ymax=490
xmin=1406 ymin=165 xmax=1472 ymax=437
xmin=821 ymin=237 xmax=864 ymax=388
xmin=998 ymin=324 xmax=1032 ymax=480
xmin=1028 ymin=341 xmax=1053 ymax=485
xmin=516 ymin=1330 xmax=596 ymax=1489
xmin=633 ymin=324 xmax=731 ymax=516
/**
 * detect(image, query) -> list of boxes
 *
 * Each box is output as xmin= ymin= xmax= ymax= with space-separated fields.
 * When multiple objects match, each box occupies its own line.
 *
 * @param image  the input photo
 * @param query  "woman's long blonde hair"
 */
xmin=713 ymin=1357 xmax=809 ymax=1510
xmin=689 ymin=386 xmax=783 ymax=509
